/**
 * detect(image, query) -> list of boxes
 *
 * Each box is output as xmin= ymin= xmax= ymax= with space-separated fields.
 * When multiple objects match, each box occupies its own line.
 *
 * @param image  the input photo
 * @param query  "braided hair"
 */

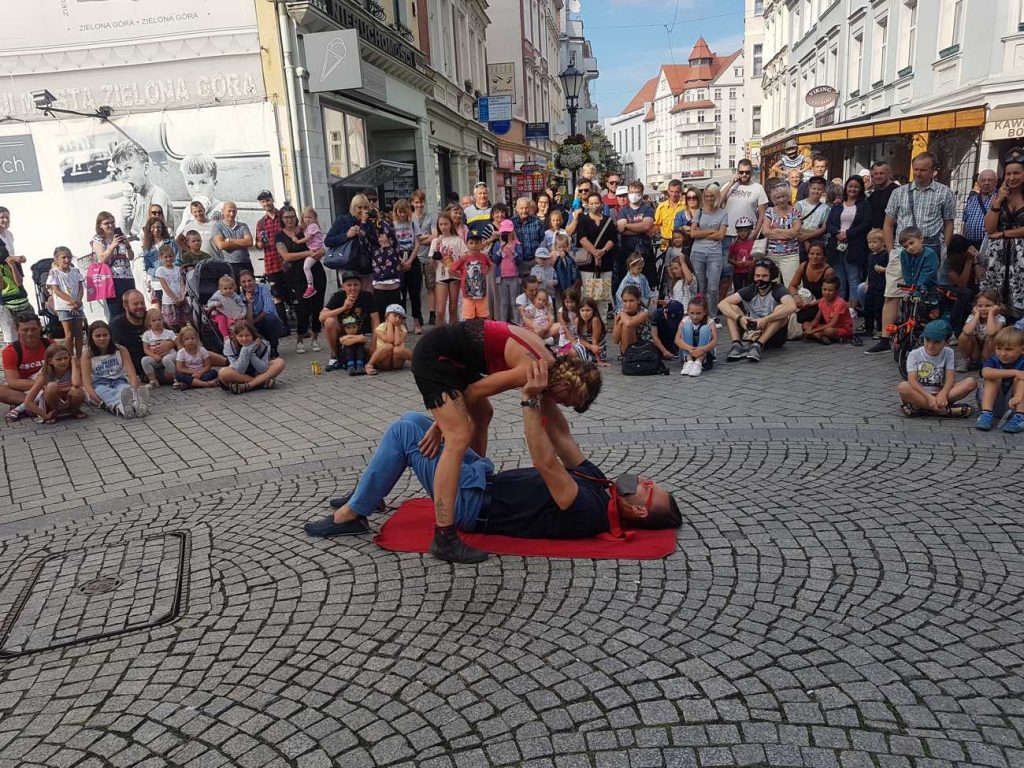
xmin=548 ymin=355 xmax=602 ymax=413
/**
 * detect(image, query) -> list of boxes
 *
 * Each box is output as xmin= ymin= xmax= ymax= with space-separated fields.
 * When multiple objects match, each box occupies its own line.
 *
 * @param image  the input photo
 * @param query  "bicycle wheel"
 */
xmin=896 ymin=330 xmax=919 ymax=380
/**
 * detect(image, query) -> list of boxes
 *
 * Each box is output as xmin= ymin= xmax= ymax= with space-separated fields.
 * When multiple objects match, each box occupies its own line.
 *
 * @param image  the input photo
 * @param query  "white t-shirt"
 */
xmin=797 ymin=199 xmax=829 ymax=234
xmin=142 ymin=328 xmax=177 ymax=347
xmin=966 ymin=313 xmax=1006 ymax=341
xmin=724 ymin=182 xmax=769 ymax=236
xmin=46 ymin=267 xmax=84 ymax=311
xmin=155 ymin=265 xmax=184 ymax=304
xmin=907 ymin=345 xmax=954 ymax=394
xmin=176 ymin=346 xmax=210 ymax=373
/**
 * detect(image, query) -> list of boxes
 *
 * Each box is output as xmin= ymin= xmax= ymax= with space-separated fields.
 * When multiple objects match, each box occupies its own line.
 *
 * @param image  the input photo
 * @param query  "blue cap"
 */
xmin=922 ymin=320 xmax=951 ymax=342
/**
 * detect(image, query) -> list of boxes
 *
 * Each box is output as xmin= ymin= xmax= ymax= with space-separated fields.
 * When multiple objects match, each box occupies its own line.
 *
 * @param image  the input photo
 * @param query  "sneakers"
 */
xmin=326 ymin=358 xmax=343 ymax=372
xmin=302 ymin=286 xmax=316 ymax=299
xmin=1004 ymin=413 xmax=1024 ymax=434
xmin=954 ymin=357 xmax=969 ymax=373
xmin=680 ymin=360 xmax=702 ymax=377
xmin=310 ymin=339 xmax=322 ymax=353
xmin=304 ymin=513 xmax=370 ymax=537
xmin=134 ymin=385 xmax=150 ymax=417
xmin=976 ymin=410 xmax=994 ymax=431
xmin=430 ymin=529 xmax=489 ymax=563
xmin=295 ymin=340 xmax=305 ymax=354
xmin=726 ymin=341 xmax=747 ymax=361
xmin=354 ymin=362 xmax=366 ymax=376
xmin=347 ymin=364 xmax=357 ymax=376
xmin=746 ymin=342 xmax=762 ymax=363
xmin=864 ymin=338 xmax=890 ymax=354
xmin=118 ymin=387 xmax=136 ymax=418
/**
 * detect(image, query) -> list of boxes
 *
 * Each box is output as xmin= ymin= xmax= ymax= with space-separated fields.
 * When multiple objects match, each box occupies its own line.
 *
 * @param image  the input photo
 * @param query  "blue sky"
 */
xmin=583 ymin=0 xmax=746 ymax=118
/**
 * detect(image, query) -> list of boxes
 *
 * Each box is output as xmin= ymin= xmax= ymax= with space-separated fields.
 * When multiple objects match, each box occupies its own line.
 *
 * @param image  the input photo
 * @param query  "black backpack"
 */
xmin=621 ymin=341 xmax=668 ymax=376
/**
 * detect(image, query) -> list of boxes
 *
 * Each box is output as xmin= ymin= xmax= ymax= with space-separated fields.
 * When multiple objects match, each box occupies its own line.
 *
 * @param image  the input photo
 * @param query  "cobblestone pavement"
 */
xmin=0 ymin=334 xmax=1022 ymax=768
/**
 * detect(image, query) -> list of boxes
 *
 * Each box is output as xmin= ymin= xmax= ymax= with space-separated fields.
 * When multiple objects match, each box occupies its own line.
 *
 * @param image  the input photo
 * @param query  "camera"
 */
xmin=366 ymin=209 xmax=378 ymax=221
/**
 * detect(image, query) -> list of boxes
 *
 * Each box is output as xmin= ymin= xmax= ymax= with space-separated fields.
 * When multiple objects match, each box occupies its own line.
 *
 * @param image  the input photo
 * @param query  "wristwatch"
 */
xmin=520 ymin=397 xmax=541 ymax=409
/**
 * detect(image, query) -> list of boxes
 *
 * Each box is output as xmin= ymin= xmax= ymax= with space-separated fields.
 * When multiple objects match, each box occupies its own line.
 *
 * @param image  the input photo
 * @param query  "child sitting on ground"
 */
xmin=24 ymin=344 xmax=86 ymax=423
xmin=339 ymin=315 xmax=368 ymax=376
xmin=521 ymin=288 xmax=554 ymax=340
xmin=368 ymin=304 xmax=412 ymax=374
xmin=174 ymin=324 xmax=219 ymax=389
xmin=863 ymin=228 xmax=889 ymax=338
xmin=612 ymin=285 xmax=652 ymax=355
xmin=975 ymin=326 xmax=1024 ymax=433
xmin=802 ymin=274 xmax=853 ymax=344
xmin=450 ymin=232 xmax=491 ymax=320
xmin=516 ymin=275 xmax=546 ymax=324
xmin=957 ymin=289 xmax=1005 ymax=371
xmin=615 ymin=254 xmax=653 ymax=310
xmin=553 ymin=289 xmax=580 ymax=355
xmin=897 ymin=320 xmax=977 ymax=418
xmin=575 ymin=297 xmax=608 ymax=365
xmin=675 ymin=295 xmax=718 ymax=377
xmin=207 ymin=275 xmax=246 ymax=338
xmin=218 ymin=319 xmax=285 ymax=393
xmin=728 ymin=217 xmax=756 ymax=290
xmin=141 ymin=309 xmax=178 ymax=387
xmin=292 ymin=207 xmax=325 ymax=299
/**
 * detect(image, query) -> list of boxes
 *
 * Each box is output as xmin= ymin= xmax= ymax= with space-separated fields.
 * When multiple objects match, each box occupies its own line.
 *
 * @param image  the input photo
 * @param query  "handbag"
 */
xmin=621 ymin=341 xmax=668 ymax=376
xmin=583 ymin=275 xmax=611 ymax=302
xmin=324 ymin=240 xmax=356 ymax=271
xmin=750 ymin=238 xmax=768 ymax=259
xmin=575 ymin=215 xmax=613 ymax=266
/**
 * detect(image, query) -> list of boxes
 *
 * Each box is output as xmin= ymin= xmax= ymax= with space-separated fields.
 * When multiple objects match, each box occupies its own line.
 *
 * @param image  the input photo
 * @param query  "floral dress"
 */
xmin=981 ymin=205 xmax=1024 ymax=312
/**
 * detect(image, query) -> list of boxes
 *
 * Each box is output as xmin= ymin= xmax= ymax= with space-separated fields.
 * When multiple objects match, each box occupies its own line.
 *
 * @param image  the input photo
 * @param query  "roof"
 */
xmin=670 ymin=50 xmax=742 ymax=110
xmin=621 ymin=77 xmax=658 ymax=114
xmin=688 ymin=37 xmax=714 ymax=61
xmin=670 ymin=99 xmax=716 ymax=113
xmin=662 ymin=64 xmax=691 ymax=95
xmin=643 ymin=105 xmax=655 ymax=122
xmin=619 ymin=45 xmax=741 ymax=116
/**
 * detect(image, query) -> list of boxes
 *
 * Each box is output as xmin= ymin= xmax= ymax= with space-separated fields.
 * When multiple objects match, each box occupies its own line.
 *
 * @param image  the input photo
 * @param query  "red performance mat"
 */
xmin=374 ymin=498 xmax=677 ymax=560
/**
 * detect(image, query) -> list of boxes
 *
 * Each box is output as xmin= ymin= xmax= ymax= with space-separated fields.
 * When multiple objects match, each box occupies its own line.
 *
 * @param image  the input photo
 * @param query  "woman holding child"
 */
xmin=276 ymin=205 xmax=325 ymax=354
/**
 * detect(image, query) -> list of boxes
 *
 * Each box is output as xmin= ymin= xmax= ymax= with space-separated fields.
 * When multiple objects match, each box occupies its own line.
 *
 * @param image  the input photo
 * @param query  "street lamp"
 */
xmin=559 ymin=61 xmax=585 ymax=189
xmin=31 ymin=88 xmax=140 ymax=146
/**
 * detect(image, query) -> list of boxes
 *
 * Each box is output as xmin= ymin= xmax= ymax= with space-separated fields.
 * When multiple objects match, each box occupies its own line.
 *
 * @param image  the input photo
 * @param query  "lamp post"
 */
xmin=558 ymin=62 xmax=585 ymax=191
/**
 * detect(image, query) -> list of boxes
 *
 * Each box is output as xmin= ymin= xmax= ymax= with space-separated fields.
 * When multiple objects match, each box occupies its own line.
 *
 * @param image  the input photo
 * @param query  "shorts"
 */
xmin=462 ymin=297 xmax=489 ymax=319
xmin=161 ymin=303 xmax=185 ymax=328
xmin=883 ymin=254 xmax=904 ymax=299
xmin=57 ymin=309 xmax=84 ymax=322
xmin=720 ymin=263 xmax=734 ymax=278
xmin=422 ymin=260 xmax=437 ymax=291
xmin=411 ymin=319 xmax=487 ymax=410
xmin=35 ymin=389 xmax=73 ymax=412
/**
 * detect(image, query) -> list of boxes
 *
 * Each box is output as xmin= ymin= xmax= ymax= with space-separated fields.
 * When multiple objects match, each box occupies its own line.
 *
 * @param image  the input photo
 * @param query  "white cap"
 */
xmin=385 ymin=303 xmax=406 ymax=317
xmin=535 ymin=246 xmax=552 ymax=259
xmin=615 ymin=186 xmax=629 ymax=196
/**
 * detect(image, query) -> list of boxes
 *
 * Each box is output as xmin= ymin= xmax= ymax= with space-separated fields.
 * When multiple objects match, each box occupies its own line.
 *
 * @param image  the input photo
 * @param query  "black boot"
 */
xmin=430 ymin=528 xmax=488 ymax=563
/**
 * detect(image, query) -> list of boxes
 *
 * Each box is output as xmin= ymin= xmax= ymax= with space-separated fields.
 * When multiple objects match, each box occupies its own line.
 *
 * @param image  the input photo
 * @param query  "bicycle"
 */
xmin=887 ymin=283 xmax=957 ymax=379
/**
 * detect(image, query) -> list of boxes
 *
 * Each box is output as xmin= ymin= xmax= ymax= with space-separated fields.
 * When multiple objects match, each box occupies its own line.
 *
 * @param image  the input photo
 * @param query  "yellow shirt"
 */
xmin=655 ymin=199 xmax=687 ymax=247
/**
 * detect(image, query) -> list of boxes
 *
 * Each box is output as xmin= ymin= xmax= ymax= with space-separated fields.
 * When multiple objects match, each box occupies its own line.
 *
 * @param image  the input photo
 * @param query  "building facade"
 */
xmin=604 ymin=80 xmax=653 ymax=184
xmin=759 ymin=0 xmax=1024 ymax=202
xmin=558 ymin=1 xmax=600 ymax=136
xmin=743 ymin=0 xmax=766 ymax=169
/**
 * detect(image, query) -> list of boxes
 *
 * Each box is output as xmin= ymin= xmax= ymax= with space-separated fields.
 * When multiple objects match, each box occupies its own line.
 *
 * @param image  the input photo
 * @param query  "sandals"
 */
xmin=71 ymin=412 xmax=88 ymax=420
xmin=364 ymin=364 xmax=378 ymax=376
xmin=5 ymin=408 xmax=21 ymax=424
xmin=899 ymin=403 xmax=926 ymax=418
xmin=229 ymin=382 xmax=251 ymax=394
xmin=263 ymin=378 xmax=276 ymax=390
xmin=945 ymin=404 xmax=976 ymax=419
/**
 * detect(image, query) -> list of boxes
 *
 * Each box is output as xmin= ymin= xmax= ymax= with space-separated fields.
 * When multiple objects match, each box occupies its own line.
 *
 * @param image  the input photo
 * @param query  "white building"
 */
xmin=604 ymin=78 xmax=654 ymax=184
xmin=604 ymin=39 xmax=743 ymax=191
xmin=759 ymin=0 xmax=1024 ymax=197
xmin=558 ymin=0 xmax=600 ymax=135
xmin=742 ymin=0 xmax=766 ymax=169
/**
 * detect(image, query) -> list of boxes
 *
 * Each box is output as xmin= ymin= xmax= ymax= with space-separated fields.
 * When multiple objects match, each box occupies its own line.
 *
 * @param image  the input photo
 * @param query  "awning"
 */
xmin=984 ymin=103 xmax=1024 ymax=141
xmin=763 ymin=106 xmax=987 ymax=156
xmin=329 ymin=159 xmax=414 ymax=188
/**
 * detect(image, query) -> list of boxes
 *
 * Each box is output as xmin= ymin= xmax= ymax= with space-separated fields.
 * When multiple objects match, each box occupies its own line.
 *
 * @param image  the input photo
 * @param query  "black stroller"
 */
xmin=30 ymin=259 xmax=66 ymax=340
xmin=185 ymin=258 xmax=233 ymax=352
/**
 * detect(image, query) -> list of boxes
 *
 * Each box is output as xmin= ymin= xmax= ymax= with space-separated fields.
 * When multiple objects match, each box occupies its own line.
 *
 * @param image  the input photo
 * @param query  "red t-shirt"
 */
xmin=2 ymin=338 xmax=52 ymax=382
xmin=729 ymin=239 xmax=755 ymax=274
xmin=819 ymin=296 xmax=853 ymax=337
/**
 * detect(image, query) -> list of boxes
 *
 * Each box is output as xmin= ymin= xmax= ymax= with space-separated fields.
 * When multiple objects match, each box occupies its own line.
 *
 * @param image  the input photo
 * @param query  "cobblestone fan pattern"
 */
xmin=0 ymin=340 xmax=1022 ymax=767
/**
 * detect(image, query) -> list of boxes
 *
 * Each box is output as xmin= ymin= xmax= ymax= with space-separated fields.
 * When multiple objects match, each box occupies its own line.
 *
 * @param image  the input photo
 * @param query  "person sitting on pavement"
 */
xmin=305 ymin=359 xmax=680 ymax=559
xmin=238 ymin=270 xmax=283 ymax=359
xmin=368 ymin=304 xmax=412 ymax=373
xmin=719 ymin=259 xmax=797 ymax=363
xmin=975 ymin=326 xmax=1024 ymax=433
xmin=897 ymin=320 xmax=977 ymax=418
xmin=321 ymin=270 xmax=380 ymax=372
xmin=2 ymin=313 xmax=53 ymax=421
xmin=218 ymin=319 xmax=286 ymax=394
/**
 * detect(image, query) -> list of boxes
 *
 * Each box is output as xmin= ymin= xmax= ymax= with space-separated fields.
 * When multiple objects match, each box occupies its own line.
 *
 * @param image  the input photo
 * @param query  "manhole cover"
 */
xmin=75 ymin=576 xmax=123 ymax=596
xmin=0 ymin=532 xmax=188 ymax=658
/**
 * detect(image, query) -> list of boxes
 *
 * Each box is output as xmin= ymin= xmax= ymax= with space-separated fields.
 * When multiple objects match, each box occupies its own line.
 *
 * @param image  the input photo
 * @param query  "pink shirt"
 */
xmin=303 ymin=223 xmax=325 ymax=251
xmin=499 ymin=244 xmax=519 ymax=278
xmin=819 ymin=295 xmax=853 ymax=336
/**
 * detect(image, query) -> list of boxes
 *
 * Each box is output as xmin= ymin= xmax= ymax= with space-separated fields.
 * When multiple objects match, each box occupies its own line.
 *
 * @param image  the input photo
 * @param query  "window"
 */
xmin=848 ymin=31 xmax=863 ymax=94
xmin=734 ymin=67 xmax=742 ymax=77
xmin=714 ymin=109 xmax=722 ymax=121
xmin=752 ymin=106 xmax=762 ymax=136
xmin=898 ymin=2 xmax=918 ymax=71
xmin=871 ymin=16 xmax=888 ymax=85
xmin=697 ymin=111 xmax=705 ymax=123
xmin=729 ymin=110 xmax=736 ymax=122
xmin=753 ymin=44 xmax=763 ymax=77
xmin=939 ymin=0 xmax=964 ymax=52
xmin=754 ymin=0 xmax=764 ymax=14
xmin=323 ymin=107 xmax=367 ymax=178
xmin=729 ymin=88 xmax=736 ymax=100
xmin=714 ymin=89 xmax=722 ymax=100
xmin=729 ymin=134 xmax=736 ymax=145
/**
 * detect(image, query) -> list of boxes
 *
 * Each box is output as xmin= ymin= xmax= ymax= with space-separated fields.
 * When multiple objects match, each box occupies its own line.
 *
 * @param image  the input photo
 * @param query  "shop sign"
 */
xmin=305 ymin=30 xmax=362 ymax=92
xmin=805 ymin=85 xmax=839 ymax=109
xmin=487 ymin=95 xmax=513 ymax=122
xmin=525 ymin=122 xmax=549 ymax=140
xmin=680 ymin=169 xmax=710 ymax=180
xmin=516 ymin=171 xmax=546 ymax=195
xmin=487 ymin=63 xmax=516 ymax=97
xmin=815 ymin=109 xmax=836 ymax=128
xmin=317 ymin=5 xmax=417 ymax=68
xmin=0 ymin=135 xmax=43 ymax=194
xmin=984 ymin=104 xmax=1024 ymax=140
xmin=497 ymin=149 xmax=516 ymax=170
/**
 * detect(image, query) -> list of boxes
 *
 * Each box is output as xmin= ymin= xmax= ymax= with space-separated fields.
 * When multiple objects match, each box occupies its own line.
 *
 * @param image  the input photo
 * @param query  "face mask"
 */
xmin=754 ymin=279 xmax=770 ymax=290
xmin=628 ymin=193 xmax=641 ymax=204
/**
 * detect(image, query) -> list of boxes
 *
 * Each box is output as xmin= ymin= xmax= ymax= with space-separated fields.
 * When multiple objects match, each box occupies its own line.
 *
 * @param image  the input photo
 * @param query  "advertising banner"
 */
xmin=0 ymin=102 xmax=282 ymax=317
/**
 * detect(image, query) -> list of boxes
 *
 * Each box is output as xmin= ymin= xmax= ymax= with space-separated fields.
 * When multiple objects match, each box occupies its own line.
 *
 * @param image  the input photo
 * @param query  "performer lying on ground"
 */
xmin=305 ymin=359 xmax=680 ymax=561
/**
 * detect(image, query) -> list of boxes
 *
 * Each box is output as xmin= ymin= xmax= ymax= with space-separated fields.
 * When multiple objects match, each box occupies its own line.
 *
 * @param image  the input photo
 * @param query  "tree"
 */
xmin=587 ymin=125 xmax=623 ymax=176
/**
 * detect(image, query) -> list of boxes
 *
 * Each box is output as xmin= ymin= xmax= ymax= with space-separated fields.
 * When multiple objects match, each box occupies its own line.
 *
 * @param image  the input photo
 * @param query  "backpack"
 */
xmin=621 ymin=341 xmax=668 ymax=376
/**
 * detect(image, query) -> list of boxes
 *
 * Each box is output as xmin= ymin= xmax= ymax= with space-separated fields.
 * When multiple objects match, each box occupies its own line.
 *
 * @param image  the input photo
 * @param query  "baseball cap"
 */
xmin=784 ymin=138 xmax=798 ymax=149
xmin=385 ymin=303 xmax=407 ymax=317
xmin=615 ymin=186 xmax=629 ymax=196
xmin=734 ymin=216 xmax=755 ymax=229
xmin=922 ymin=320 xmax=951 ymax=342
xmin=499 ymin=219 xmax=515 ymax=234
xmin=535 ymin=246 xmax=551 ymax=259
xmin=340 ymin=270 xmax=361 ymax=282
xmin=466 ymin=232 xmax=483 ymax=242
xmin=340 ymin=314 xmax=359 ymax=326
xmin=256 ymin=190 xmax=274 ymax=201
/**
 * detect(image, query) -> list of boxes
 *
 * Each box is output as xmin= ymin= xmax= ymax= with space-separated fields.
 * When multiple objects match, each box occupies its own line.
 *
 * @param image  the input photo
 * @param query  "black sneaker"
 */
xmin=864 ymin=338 xmax=890 ymax=355
xmin=430 ymin=530 xmax=489 ymax=563
xmin=726 ymin=341 xmax=747 ymax=361
xmin=304 ymin=513 xmax=370 ymax=537
xmin=326 ymin=358 xmax=344 ymax=372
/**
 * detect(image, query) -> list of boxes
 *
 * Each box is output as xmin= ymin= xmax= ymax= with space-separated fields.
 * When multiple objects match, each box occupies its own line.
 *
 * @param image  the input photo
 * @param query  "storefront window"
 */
xmin=323 ymin=106 xmax=368 ymax=178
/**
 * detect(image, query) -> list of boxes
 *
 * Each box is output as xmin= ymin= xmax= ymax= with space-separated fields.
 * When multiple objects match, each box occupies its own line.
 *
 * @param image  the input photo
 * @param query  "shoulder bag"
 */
xmin=575 ymin=215 xmax=613 ymax=266
xmin=621 ymin=341 xmax=669 ymax=376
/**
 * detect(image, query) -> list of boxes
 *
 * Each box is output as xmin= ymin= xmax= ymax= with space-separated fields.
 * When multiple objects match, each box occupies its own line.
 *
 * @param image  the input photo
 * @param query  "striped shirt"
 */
xmin=884 ymin=181 xmax=956 ymax=241
xmin=962 ymin=190 xmax=995 ymax=244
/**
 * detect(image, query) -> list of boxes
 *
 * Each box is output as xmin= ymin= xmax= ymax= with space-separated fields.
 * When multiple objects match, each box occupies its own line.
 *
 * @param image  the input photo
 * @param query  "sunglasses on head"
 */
xmin=754 ymin=259 xmax=774 ymax=269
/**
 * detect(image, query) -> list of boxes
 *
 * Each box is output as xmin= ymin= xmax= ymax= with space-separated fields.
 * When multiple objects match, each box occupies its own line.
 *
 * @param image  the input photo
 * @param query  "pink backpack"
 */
xmin=86 ymin=261 xmax=114 ymax=301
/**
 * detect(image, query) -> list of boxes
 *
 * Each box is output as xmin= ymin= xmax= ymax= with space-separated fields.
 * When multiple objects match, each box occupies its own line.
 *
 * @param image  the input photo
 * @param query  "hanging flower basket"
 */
xmin=556 ymin=134 xmax=592 ymax=171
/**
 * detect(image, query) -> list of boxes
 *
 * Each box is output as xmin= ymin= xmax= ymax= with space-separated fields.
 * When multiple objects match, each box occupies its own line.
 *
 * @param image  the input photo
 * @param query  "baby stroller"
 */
xmin=30 ymin=259 xmax=66 ymax=340
xmin=186 ymin=258 xmax=233 ymax=352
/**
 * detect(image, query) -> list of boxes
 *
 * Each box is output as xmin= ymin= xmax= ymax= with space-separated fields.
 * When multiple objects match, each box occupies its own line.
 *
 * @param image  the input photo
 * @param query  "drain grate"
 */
xmin=0 ymin=532 xmax=188 ymax=658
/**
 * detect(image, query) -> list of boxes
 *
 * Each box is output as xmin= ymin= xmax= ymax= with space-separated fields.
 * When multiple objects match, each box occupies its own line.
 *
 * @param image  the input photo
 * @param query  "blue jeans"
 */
xmin=348 ymin=412 xmax=493 ymax=529
xmin=680 ymin=322 xmax=715 ymax=365
xmin=691 ymin=249 xmax=724 ymax=318
xmin=831 ymin=256 xmax=862 ymax=302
